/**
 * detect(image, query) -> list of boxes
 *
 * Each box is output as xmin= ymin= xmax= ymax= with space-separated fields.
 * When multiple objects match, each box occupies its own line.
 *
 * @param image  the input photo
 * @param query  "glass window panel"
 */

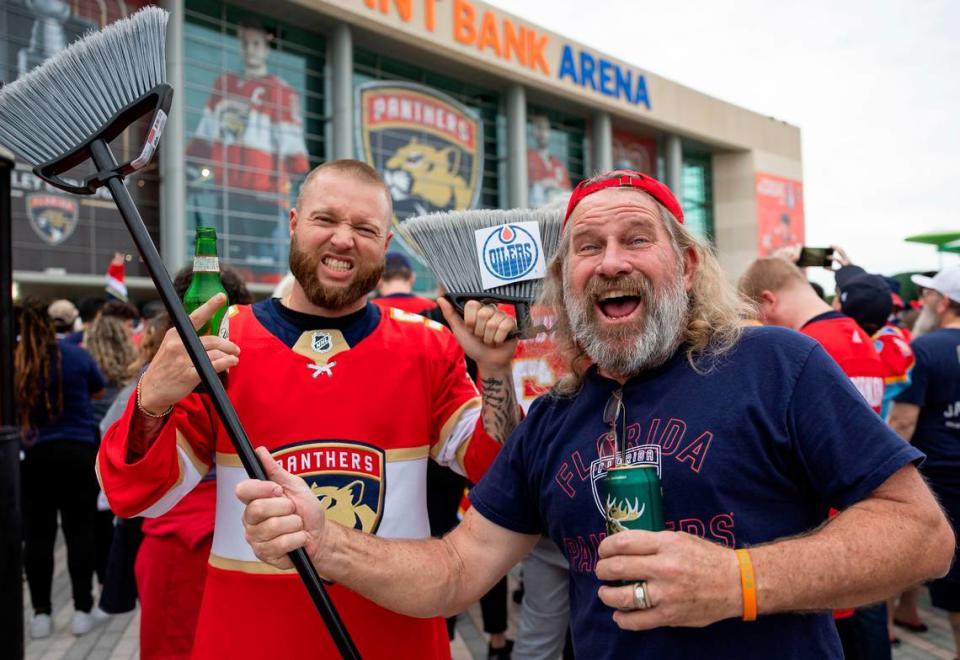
xmin=526 ymin=106 xmax=585 ymax=208
xmin=681 ymin=153 xmax=714 ymax=243
xmin=183 ymin=1 xmax=326 ymax=286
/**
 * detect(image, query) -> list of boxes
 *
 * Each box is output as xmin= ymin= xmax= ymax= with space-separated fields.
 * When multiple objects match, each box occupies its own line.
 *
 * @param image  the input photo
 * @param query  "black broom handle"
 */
xmin=88 ymin=139 xmax=361 ymax=660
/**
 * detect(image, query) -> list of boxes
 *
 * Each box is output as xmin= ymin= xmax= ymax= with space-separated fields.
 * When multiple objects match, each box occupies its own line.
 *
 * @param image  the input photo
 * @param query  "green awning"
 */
xmin=905 ymin=231 xmax=960 ymax=248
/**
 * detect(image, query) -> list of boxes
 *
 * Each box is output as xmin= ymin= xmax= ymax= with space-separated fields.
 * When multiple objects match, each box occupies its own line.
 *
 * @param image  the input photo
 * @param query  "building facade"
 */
xmin=2 ymin=0 xmax=803 ymax=300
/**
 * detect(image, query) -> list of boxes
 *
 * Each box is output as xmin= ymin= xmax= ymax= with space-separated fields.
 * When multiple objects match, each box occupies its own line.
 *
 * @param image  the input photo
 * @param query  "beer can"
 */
xmin=600 ymin=464 xmax=664 ymax=535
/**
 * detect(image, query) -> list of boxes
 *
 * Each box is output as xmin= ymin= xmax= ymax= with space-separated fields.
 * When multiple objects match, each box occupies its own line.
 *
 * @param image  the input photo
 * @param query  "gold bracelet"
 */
xmin=136 ymin=373 xmax=173 ymax=418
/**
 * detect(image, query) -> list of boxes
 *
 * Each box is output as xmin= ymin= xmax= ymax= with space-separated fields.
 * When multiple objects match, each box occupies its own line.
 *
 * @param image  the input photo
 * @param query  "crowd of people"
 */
xmin=13 ymin=162 xmax=960 ymax=660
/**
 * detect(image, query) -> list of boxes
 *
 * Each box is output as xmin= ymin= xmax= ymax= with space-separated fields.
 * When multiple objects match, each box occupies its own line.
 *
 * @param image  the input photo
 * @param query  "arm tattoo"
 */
xmin=479 ymin=375 xmax=519 ymax=443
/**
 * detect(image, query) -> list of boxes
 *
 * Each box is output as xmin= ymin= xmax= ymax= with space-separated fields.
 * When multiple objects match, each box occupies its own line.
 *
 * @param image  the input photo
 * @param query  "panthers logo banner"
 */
xmin=271 ymin=440 xmax=385 ymax=534
xmin=27 ymin=194 xmax=79 ymax=246
xmin=356 ymin=81 xmax=484 ymax=226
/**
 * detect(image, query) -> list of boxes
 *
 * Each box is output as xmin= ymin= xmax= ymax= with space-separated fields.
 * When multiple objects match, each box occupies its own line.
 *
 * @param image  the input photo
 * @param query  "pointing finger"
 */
xmin=187 ymin=293 xmax=228 ymax=331
xmin=199 ymin=335 xmax=240 ymax=355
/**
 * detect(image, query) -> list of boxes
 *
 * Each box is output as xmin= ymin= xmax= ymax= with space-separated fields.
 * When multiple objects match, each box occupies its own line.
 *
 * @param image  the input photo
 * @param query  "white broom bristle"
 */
xmin=399 ymin=207 xmax=563 ymax=303
xmin=0 ymin=6 xmax=168 ymax=167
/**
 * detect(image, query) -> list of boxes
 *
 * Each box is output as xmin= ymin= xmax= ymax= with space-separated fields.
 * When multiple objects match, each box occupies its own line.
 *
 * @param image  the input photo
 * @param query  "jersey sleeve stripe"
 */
xmin=178 ymin=430 xmax=212 ymax=477
xmin=135 ymin=437 xmax=206 ymax=518
xmin=432 ymin=402 xmax=482 ymax=476
xmin=434 ymin=397 xmax=482 ymax=460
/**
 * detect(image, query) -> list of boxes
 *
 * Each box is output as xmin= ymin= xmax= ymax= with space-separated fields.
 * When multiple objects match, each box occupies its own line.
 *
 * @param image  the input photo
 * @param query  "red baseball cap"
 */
xmin=562 ymin=170 xmax=685 ymax=231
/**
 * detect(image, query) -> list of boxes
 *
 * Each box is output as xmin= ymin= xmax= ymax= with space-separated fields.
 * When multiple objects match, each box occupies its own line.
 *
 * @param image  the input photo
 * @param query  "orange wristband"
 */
xmin=736 ymin=548 xmax=757 ymax=622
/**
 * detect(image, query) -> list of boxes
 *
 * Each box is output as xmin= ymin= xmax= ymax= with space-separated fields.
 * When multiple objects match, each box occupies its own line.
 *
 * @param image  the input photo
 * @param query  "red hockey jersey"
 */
xmin=801 ymin=311 xmax=886 ymax=414
xmin=186 ymin=72 xmax=309 ymax=195
xmin=873 ymin=324 xmax=915 ymax=386
xmin=99 ymin=302 xmax=502 ymax=659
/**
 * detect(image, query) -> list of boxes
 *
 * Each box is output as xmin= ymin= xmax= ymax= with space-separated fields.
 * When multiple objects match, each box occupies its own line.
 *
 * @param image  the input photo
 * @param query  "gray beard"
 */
xmin=912 ymin=304 xmax=940 ymax=338
xmin=563 ymin=267 xmax=688 ymax=377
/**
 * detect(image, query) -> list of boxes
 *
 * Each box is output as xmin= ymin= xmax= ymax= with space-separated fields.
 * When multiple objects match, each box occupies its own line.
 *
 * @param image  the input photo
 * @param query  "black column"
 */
xmin=0 ymin=149 xmax=23 ymax=658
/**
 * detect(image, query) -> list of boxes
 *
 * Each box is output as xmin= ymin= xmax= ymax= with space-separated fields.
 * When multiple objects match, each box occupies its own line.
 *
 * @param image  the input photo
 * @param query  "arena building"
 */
xmin=1 ymin=0 xmax=802 ymax=300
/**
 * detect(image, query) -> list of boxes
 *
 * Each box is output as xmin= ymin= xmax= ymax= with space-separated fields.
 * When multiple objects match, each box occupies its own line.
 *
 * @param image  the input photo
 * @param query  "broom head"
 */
xmin=0 ymin=6 xmax=170 ymax=195
xmin=398 ymin=206 xmax=563 ymax=330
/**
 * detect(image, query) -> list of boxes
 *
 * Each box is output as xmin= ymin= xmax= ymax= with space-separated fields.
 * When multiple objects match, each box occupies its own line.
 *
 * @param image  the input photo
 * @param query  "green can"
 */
xmin=600 ymin=464 xmax=664 ymax=535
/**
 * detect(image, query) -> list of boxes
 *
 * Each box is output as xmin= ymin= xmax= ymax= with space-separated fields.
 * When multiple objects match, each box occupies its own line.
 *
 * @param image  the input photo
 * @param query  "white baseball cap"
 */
xmin=912 ymin=265 xmax=960 ymax=303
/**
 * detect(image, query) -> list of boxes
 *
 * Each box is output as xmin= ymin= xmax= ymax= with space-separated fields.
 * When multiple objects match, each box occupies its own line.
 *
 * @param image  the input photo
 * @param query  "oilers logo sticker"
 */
xmin=475 ymin=221 xmax=547 ymax=291
xmin=270 ymin=440 xmax=386 ymax=534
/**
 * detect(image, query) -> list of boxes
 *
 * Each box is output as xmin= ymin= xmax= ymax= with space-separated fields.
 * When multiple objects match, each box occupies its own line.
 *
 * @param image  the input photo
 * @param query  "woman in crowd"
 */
xmin=16 ymin=300 xmax=106 ymax=639
xmin=84 ymin=311 xmax=138 ymax=590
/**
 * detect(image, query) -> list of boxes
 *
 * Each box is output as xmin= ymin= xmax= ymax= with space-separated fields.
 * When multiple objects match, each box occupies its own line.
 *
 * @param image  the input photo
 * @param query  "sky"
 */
xmin=489 ymin=0 xmax=960 ymax=288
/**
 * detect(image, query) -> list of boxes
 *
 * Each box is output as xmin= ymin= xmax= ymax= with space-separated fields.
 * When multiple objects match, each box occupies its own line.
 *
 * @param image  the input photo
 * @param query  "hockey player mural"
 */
xmin=186 ymin=17 xmax=310 ymax=283
xmin=527 ymin=114 xmax=572 ymax=209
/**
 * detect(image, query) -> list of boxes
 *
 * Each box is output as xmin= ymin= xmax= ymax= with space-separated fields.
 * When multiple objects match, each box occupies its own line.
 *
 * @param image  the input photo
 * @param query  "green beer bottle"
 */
xmin=183 ymin=228 xmax=229 ymax=392
xmin=183 ymin=227 xmax=229 ymax=338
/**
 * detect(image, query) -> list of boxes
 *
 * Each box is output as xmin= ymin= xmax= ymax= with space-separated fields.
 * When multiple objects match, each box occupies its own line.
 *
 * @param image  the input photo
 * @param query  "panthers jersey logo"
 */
xmin=310 ymin=481 xmax=378 ymax=531
xmin=356 ymin=81 xmax=483 ymax=231
xmin=271 ymin=440 xmax=385 ymax=534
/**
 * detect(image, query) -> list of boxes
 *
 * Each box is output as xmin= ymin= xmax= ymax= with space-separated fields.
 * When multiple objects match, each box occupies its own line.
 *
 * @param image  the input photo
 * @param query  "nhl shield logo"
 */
xmin=356 ymin=81 xmax=484 ymax=229
xmin=310 ymin=331 xmax=333 ymax=354
xmin=272 ymin=440 xmax=386 ymax=534
xmin=27 ymin=194 xmax=78 ymax=245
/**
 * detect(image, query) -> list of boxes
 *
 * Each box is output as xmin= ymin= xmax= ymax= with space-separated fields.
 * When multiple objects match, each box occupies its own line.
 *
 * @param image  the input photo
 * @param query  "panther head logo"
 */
xmin=384 ymin=138 xmax=472 ymax=214
xmin=310 ymin=480 xmax=379 ymax=532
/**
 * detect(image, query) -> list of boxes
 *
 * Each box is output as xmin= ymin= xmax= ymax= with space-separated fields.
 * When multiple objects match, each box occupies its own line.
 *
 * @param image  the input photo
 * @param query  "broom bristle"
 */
xmin=0 ymin=6 xmax=168 ymax=167
xmin=399 ymin=207 xmax=563 ymax=304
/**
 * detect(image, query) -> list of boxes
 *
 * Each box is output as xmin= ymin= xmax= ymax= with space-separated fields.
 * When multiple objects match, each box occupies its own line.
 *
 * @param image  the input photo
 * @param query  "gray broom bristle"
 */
xmin=398 ymin=207 xmax=564 ymax=304
xmin=0 ymin=6 xmax=168 ymax=167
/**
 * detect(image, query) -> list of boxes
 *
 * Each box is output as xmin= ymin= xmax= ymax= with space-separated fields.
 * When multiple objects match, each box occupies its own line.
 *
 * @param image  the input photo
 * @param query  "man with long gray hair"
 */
xmin=237 ymin=170 xmax=953 ymax=659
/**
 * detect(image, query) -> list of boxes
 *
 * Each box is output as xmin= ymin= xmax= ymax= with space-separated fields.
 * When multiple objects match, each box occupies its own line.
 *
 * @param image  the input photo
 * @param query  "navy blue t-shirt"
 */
xmin=895 ymin=328 xmax=960 ymax=483
xmin=470 ymin=326 xmax=922 ymax=659
xmin=32 ymin=341 xmax=106 ymax=446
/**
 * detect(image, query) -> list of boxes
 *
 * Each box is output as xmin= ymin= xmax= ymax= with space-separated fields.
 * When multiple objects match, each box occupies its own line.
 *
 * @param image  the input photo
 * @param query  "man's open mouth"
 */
xmin=596 ymin=290 xmax=642 ymax=320
xmin=321 ymin=256 xmax=354 ymax=273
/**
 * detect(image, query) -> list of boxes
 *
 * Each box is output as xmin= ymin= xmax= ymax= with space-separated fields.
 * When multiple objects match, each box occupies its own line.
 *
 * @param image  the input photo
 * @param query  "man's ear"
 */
xmin=759 ymin=290 xmax=777 ymax=321
xmin=288 ymin=207 xmax=298 ymax=236
xmin=384 ymin=231 xmax=393 ymax=251
xmin=682 ymin=246 xmax=700 ymax=292
xmin=937 ymin=294 xmax=950 ymax=317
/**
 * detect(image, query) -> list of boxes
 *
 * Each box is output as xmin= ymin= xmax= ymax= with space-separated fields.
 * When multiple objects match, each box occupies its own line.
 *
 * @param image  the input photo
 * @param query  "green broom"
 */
xmin=0 ymin=8 xmax=359 ymax=658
